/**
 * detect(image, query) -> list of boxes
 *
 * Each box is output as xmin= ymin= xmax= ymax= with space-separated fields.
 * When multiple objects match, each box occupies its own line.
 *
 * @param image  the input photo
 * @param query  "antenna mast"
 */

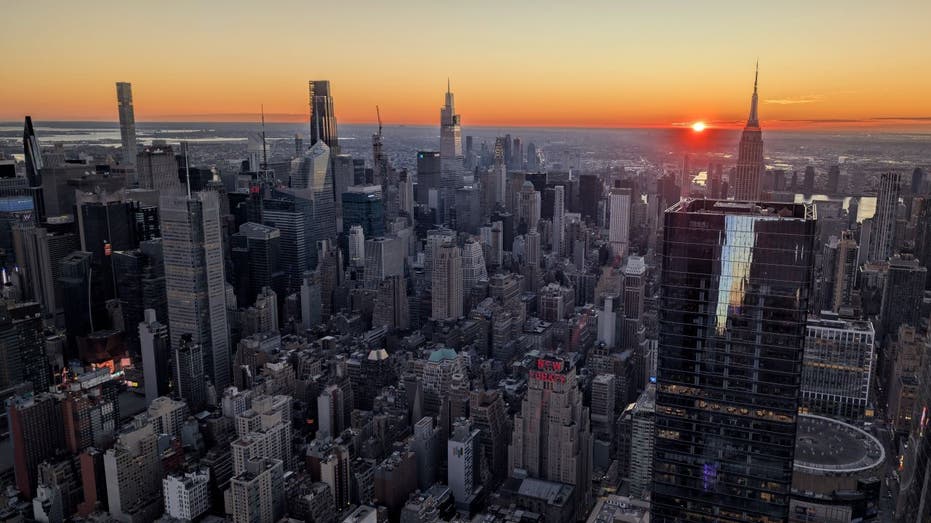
xmin=183 ymin=141 xmax=192 ymax=197
xmin=261 ymin=104 xmax=268 ymax=171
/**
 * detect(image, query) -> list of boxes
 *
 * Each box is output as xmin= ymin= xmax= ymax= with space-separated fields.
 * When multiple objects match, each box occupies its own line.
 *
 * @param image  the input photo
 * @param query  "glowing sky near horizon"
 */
xmin=3 ymin=0 xmax=930 ymax=129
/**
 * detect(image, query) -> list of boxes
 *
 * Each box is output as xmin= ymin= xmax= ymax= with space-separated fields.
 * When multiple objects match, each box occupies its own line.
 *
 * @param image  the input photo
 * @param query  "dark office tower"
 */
xmin=9 ymin=393 xmax=64 ymax=499
xmin=22 ymin=117 xmax=46 ymax=220
xmin=440 ymin=80 xmax=462 ymax=160
xmin=139 ymin=309 xmax=170 ymax=405
xmin=831 ymin=231 xmax=859 ymax=312
xmin=115 ymin=82 xmax=137 ymax=167
xmin=911 ymin=167 xmax=927 ymax=195
xmin=465 ymin=135 xmax=473 ymax=155
xmin=290 ymin=141 xmax=337 ymax=269
xmin=578 ymin=175 xmax=602 ymax=222
xmin=469 ymin=389 xmax=509 ymax=480
xmin=652 ymin=199 xmax=816 ymax=523
xmin=112 ymin=240 xmax=167 ymax=356
xmin=827 ymin=165 xmax=841 ymax=194
xmin=342 ymin=186 xmax=385 ymax=237
xmin=801 ymin=165 xmax=815 ymax=194
xmin=23 ymin=116 xmax=43 ymax=187
xmin=59 ymin=251 xmax=93 ymax=355
xmin=77 ymin=196 xmax=139 ymax=312
xmin=733 ymin=65 xmax=764 ymax=201
xmin=416 ymin=151 xmax=442 ymax=204
xmin=160 ymin=190 xmax=230 ymax=390
xmin=137 ymin=144 xmax=181 ymax=193
xmin=511 ymin=137 xmax=523 ymax=170
xmin=868 ymin=172 xmax=902 ymax=262
xmin=881 ymin=254 xmax=927 ymax=339
xmin=263 ymin=192 xmax=312 ymax=293
xmin=333 ymin=154 xmax=354 ymax=224
xmin=308 ymin=80 xmax=339 ymax=152
xmin=231 ymin=222 xmax=284 ymax=308
xmin=0 ymin=302 xmax=49 ymax=393
xmin=173 ymin=334 xmax=207 ymax=412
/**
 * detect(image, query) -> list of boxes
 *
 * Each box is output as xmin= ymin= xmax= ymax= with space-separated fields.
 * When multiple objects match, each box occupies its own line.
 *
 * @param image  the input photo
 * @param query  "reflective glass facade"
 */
xmin=652 ymin=199 xmax=816 ymax=523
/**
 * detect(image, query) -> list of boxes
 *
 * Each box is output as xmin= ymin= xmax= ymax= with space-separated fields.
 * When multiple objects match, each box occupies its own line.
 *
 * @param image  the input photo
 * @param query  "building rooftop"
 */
xmin=793 ymin=414 xmax=885 ymax=475
xmin=670 ymin=198 xmax=814 ymax=220
xmin=516 ymin=477 xmax=572 ymax=507
xmin=428 ymin=347 xmax=458 ymax=363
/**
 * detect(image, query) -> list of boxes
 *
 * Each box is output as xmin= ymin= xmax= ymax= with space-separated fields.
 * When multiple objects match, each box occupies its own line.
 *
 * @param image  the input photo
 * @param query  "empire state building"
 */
xmin=733 ymin=64 xmax=764 ymax=201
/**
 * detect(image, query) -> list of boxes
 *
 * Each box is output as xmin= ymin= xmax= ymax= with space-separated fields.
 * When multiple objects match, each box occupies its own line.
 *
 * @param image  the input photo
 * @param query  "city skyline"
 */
xmin=4 ymin=1 xmax=931 ymax=130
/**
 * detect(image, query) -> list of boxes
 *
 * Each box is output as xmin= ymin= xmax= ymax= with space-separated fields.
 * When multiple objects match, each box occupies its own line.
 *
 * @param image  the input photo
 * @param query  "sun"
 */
xmin=692 ymin=121 xmax=706 ymax=132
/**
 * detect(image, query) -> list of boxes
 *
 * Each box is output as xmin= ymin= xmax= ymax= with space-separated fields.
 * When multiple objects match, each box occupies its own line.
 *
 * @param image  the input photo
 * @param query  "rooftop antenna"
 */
xmin=261 ymin=104 xmax=268 ymax=171
xmin=183 ymin=141 xmax=192 ymax=198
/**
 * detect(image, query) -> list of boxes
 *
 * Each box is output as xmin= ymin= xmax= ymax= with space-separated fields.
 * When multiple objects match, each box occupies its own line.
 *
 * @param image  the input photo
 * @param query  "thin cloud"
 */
xmin=764 ymin=95 xmax=823 ymax=105
xmin=870 ymin=116 xmax=931 ymax=121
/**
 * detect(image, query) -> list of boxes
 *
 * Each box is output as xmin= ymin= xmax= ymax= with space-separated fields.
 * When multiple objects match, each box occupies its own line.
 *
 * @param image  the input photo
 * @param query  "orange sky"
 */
xmin=4 ymin=1 xmax=931 ymax=130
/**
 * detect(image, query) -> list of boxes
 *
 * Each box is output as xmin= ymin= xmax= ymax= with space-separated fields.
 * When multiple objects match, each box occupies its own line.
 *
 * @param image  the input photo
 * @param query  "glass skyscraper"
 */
xmin=652 ymin=199 xmax=816 ymax=523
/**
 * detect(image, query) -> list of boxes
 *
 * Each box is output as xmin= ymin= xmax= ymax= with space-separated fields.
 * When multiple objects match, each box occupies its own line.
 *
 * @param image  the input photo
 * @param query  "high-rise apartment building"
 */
xmin=163 ymin=468 xmax=211 ymax=521
xmin=608 ymin=186 xmax=631 ymax=257
xmin=161 ymin=190 xmax=230 ymax=390
xmin=868 ymin=172 xmax=902 ymax=262
xmin=448 ymin=420 xmax=480 ymax=507
xmin=552 ymin=185 xmax=566 ymax=256
xmin=228 ymin=457 xmax=285 ymax=523
xmin=104 ymin=419 xmax=163 ymax=522
xmin=348 ymin=225 xmax=365 ymax=268
xmin=431 ymin=243 xmax=463 ymax=321
xmin=652 ymin=199 xmax=815 ymax=523
xmin=115 ymin=82 xmax=137 ymax=167
xmin=733 ymin=65 xmax=764 ymax=201
xmin=9 ymin=393 xmax=65 ymax=499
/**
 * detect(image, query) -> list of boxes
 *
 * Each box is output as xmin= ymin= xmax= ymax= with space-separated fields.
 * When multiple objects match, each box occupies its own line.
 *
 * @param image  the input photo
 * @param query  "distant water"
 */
xmin=793 ymin=193 xmax=876 ymax=222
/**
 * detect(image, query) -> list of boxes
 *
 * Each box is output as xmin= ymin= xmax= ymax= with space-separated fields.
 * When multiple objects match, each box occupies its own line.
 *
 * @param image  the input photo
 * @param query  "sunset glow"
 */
xmin=692 ymin=122 xmax=706 ymax=132
xmin=3 ymin=1 xmax=931 ymax=130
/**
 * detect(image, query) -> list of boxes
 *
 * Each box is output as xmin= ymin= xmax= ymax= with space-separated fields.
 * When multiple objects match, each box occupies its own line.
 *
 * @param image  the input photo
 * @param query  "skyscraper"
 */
xmin=733 ymin=64 xmax=764 ymax=201
xmin=508 ymin=354 xmax=592 ymax=519
xmin=867 ymin=172 xmax=902 ymax=263
xmin=231 ymin=222 xmax=283 ymax=308
xmin=160 ymin=190 xmax=230 ymax=390
xmin=115 ymin=82 xmax=137 ymax=167
xmin=552 ymin=185 xmax=565 ymax=256
xmin=608 ymin=186 xmax=631 ymax=257
xmin=139 ymin=308 xmax=170 ymax=405
xmin=431 ymin=242 xmax=463 ymax=321
xmin=137 ymin=144 xmax=181 ymax=193
xmin=289 ymin=141 xmax=337 ymax=268
xmin=9 ymin=393 xmax=65 ymax=499
xmin=652 ymin=199 xmax=816 ymax=523
xmin=174 ymin=334 xmax=207 ymax=412
xmin=308 ymin=80 xmax=338 ymax=151
xmin=440 ymin=80 xmax=462 ymax=160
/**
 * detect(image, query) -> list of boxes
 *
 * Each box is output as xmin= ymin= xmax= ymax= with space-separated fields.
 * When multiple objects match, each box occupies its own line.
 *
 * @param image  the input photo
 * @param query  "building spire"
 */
xmin=447 ymin=77 xmax=451 ymax=95
xmin=747 ymin=61 xmax=760 ymax=128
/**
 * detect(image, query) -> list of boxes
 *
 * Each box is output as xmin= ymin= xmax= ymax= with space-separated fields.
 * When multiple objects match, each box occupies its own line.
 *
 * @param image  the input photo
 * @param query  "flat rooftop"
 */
xmin=669 ymin=198 xmax=814 ymax=220
xmin=794 ymin=414 xmax=885 ymax=475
